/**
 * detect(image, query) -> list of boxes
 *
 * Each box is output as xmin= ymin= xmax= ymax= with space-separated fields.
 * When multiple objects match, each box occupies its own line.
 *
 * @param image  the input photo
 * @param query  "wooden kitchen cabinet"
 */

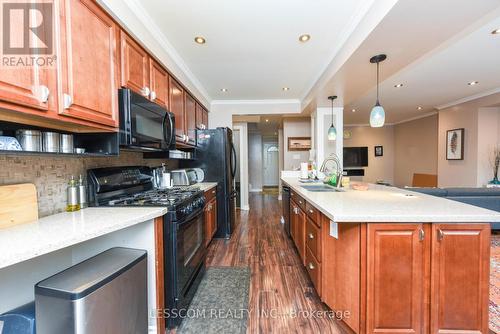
xmin=169 ymin=77 xmax=186 ymax=143
xmin=290 ymin=200 xmax=306 ymax=264
xmin=204 ymin=187 xmax=218 ymax=246
xmin=366 ymin=223 xmax=428 ymax=334
xmin=322 ymin=221 xmax=362 ymax=333
xmin=184 ymin=92 xmax=197 ymax=145
xmin=149 ymin=60 xmax=169 ymax=108
xmin=202 ymin=107 xmax=209 ymax=129
xmin=196 ymin=103 xmax=204 ymax=129
xmin=120 ymin=30 xmax=150 ymax=96
xmin=58 ymin=0 xmax=119 ymax=128
xmin=430 ymin=223 xmax=490 ymax=334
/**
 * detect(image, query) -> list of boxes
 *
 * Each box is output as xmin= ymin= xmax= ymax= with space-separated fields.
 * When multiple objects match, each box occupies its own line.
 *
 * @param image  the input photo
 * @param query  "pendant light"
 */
xmin=369 ymin=54 xmax=387 ymax=127
xmin=327 ymin=95 xmax=338 ymax=141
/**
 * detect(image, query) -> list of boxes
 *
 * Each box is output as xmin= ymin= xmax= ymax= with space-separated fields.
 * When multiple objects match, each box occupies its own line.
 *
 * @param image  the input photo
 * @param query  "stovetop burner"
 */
xmin=107 ymin=186 xmax=202 ymax=207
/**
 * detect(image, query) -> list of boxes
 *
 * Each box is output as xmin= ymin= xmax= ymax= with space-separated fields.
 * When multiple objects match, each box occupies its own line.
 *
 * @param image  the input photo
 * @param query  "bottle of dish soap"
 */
xmin=66 ymin=176 xmax=81 ymax=212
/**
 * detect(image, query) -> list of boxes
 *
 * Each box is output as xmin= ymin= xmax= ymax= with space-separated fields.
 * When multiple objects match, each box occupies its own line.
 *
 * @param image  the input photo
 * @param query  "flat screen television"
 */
xmin=343 ymin=147 xmax=368 ymax=167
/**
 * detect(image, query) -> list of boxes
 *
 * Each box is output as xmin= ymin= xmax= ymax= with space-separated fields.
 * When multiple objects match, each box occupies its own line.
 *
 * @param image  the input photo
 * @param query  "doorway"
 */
xmin=263 ymin=141 xmax=279 ymax=186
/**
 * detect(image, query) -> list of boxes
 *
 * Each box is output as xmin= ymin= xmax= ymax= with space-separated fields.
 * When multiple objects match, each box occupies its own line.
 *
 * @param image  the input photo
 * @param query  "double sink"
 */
xmin=301 ymin=184 xmax=344 ymax=192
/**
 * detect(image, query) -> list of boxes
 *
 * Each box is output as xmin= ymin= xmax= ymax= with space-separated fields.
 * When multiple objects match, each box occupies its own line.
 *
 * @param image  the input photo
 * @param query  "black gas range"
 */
xmin=87 ymin=166 xmax=207 ymax=329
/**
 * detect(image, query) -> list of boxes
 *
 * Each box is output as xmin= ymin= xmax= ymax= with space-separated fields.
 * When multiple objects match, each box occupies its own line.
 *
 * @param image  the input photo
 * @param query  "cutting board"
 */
xmin=0 ymin=183 xmax=38 ymax=229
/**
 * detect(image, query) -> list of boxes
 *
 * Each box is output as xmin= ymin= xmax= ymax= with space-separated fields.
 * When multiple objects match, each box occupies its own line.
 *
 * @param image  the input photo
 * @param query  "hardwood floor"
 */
xmin=206 ymin=193 xmax=350 ymax=333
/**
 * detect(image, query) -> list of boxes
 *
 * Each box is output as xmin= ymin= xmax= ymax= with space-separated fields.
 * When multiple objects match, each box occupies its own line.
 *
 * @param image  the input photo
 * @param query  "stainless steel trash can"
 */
xmin=35 ymin=247 xmax=147 ymax=334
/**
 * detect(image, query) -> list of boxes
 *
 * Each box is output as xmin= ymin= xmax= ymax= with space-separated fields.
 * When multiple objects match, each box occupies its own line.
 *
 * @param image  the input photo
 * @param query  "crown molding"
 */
xmin=211 ymin=99 xmax=301 ymax=106
xmin=392 ymin=111 xmax=438 ymax=125
xmin=120 ymin=0 xmax=211 ymax=103
xmin=435 ymin=87 xmax=500 ymax=110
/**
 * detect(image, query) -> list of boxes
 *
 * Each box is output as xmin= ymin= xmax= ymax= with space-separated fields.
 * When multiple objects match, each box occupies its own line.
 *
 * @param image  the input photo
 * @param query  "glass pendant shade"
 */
xmin=328 ymin=124 xmax=337 ymax=141
xmin=370 ymin=102 xmax=385 ymax=127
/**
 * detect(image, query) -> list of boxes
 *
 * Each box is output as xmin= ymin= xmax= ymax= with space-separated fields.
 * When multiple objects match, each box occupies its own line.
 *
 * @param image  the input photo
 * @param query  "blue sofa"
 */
xmin=406 ymin=187 xmax=500 ymax=230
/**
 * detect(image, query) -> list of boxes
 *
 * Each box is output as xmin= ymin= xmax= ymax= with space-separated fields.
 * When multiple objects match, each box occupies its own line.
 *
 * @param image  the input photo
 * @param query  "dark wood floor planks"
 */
xmin=206 ymin=193 xmax=350 ymax=334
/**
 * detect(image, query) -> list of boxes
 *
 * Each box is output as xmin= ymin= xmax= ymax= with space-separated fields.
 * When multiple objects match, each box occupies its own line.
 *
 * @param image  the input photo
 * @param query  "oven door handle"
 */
xmin=163 ymin=112 xmax=174 ymax=149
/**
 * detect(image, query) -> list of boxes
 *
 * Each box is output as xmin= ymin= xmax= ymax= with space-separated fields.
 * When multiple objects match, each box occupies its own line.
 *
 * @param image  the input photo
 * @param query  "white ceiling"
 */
xmin=137 ymin=0 xmax=375 ymax=100
xmin=123 ymin=0 xmax=500 ymax=125
xmin=343 ymin=4 xmax=500 ymax=124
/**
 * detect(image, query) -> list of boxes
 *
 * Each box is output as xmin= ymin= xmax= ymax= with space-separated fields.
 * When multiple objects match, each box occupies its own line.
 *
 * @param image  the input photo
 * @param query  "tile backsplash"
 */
xmin=0 ymin=152 xmax=175 ymax=217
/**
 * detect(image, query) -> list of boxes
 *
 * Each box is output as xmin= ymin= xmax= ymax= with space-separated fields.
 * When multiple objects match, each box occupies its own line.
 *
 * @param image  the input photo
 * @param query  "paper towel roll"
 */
xmin=300 ymin=162 xmax=309 ymax=179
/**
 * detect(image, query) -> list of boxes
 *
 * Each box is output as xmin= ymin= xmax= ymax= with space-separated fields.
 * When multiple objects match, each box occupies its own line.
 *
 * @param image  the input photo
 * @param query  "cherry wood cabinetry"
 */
xmin=204 ymin=187 xmax=218 ymax=246
xmin=366 ymin=223 xmax=428 ymax=334
xmin=202 ymin=108 xmax=209 ymax=129
xmin=322 ymin=221 xmax=362 ymax=333
xmin=317 ymin=220 xmax=490 ymax=334
xmin=169 ymin=77 xmax=186 ymax=142
xmin=120 ymin=31 xmax=150 ymax=96
xmin=290 ymin=200 xmax=306 ymax=264
xmin=430 ymin=223 xmax=490 ymax=334
xmin=58 ymin=0 xmax=119 ymax=128
xmin=184 ymin=93 xmax=197 ymax=145
xmin=149 ymin=60 xmax=169 ymax=108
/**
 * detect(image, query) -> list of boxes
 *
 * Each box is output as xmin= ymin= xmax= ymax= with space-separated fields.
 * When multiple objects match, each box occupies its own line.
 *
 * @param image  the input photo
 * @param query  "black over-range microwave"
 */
xmin=118 ymin=88 xmax=175 ymax=151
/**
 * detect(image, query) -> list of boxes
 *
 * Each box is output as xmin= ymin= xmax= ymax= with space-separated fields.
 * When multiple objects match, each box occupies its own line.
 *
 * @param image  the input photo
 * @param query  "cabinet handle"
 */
xmin=212 ymin=190 xmax=216 ymax=194
xmin=308 ymin=209 xmax=314 ymax=214
xmin=293 ymin=207 xmax=298 ymax=214
xmin=63 ymin=93 xmax=72 ymax=109
xmin=150 ymin=90 xmax=156 ymax=100
xmin=419 ymin=228 xmax=424 ymax=241
xmin=308 ymin=263 xmax=315 ymax=270
xmin=141 ymin=86 xmax=151 ymax=97
xmin=437 ymin=229 xmax=444 ymax=241
xmin=308 ymin=233 xmax=314 ymax=239
xmin=33 ymin=85 xmax=50 ymax=103
xmin=299 ymin=200 xmax=303 ymax=205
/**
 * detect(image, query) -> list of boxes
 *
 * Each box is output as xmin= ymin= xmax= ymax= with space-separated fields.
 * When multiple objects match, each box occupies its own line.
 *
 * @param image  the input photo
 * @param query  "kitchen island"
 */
xmin=282 ymin=177 xmax=500 ymax=334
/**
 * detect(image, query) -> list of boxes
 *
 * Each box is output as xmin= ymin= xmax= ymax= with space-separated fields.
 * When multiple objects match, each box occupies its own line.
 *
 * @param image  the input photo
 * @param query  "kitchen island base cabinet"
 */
xmin=430 ymin=224 xmax=490 ymax=334
xmin=321 ymin=222 xmax=489 ymax=334
xmin=366 ymin=223 xmax=429 ymax=334
xmin=290 ymin=199 xmax=306 ymax=265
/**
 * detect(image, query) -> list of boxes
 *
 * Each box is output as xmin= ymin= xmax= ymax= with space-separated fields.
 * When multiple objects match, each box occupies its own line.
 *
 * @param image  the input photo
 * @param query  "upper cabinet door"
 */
xmin=0 ymin=3 xmax=57 ymax=115
xmin=430 ymin=224 xmax=490 ymax=334
xmin=149 ymin=60 xmax=168 ymax=108
xmin=120 ymin=31 xmax=150 ymax=97
xmin=195 ymin=103 xmax=204 ymax=129
xmin=184 ymin=93 xmax=196 ymax=145
xmin=169 ymin=77 xmax=185 ymax=141
xmin=59 ymin=0 xmax=118 ymax=128
xmin=366 ymin=223 xmax=427 ymax=334
xmin=202 ymin=108 xmax=209 ymax=129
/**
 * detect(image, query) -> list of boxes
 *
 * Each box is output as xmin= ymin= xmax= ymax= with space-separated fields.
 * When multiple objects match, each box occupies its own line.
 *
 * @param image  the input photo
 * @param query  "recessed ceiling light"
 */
xmin=220 ymin=88 xmax=228 ymax=92
xmin=394 ymin=83 xmax=403 ymax=88
xmin=468 ymin=81 xmax=479 ymax=86
xmin=417 ymin=106 xmax=423 ymax=110
xmin=351 ymin=109 xmax=356 ymax=113
xmin=491 ymin=28 xmax=500 ymax=35
xmin=282 ymin=87 xmax=290 ymax=91
xmin=194 ymin=36 xmax=206 ymax=44
xmin=265 ymin=119 xmax=269 ymax=122
xmin=299 ymin=34 xmax=311 ymax=42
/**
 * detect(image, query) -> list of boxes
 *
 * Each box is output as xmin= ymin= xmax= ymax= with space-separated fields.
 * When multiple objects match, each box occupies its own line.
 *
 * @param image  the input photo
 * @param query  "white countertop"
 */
xmin=192 ymin=182 xmax=217 ymax=192
xmin=282 ymin=177 xmax=500 ymax=223
xmin=0 ymin=207 xmax=167 ymax=270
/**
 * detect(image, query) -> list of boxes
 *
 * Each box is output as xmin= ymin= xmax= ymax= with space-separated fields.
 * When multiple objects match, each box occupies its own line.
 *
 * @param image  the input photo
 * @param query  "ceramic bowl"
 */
xmin=0 ymin=136 xmax=23 ymax=151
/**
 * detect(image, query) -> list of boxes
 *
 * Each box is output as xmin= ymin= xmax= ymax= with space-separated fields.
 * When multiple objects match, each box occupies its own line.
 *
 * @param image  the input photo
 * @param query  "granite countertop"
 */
xmin=0 ymin=207 xmax=167 ymax=270
xmin=282 ymin=177 xmax=500 ymax=223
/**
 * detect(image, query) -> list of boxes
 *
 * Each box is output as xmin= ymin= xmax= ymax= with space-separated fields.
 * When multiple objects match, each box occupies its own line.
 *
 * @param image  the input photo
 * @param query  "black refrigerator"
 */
xmin=181 ymin=127 xmax=236 ymax=239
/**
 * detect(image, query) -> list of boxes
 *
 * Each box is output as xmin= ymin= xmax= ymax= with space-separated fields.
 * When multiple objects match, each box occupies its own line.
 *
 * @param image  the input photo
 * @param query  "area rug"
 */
xmin=491 ymin=233 xmax=500 ymax=333
xmin=177 ymin=267 xmax=250 ymax=334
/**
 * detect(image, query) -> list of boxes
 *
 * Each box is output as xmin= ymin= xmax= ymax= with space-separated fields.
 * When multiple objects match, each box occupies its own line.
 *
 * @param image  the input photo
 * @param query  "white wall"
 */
xmin=283 ymin=118 xmax=311 ymax=170
xmin=477 ymin=107 xmax=500 ymax=186
xmin=209 ymin=100 xmax=301 ymax=129
xmin=248 ymin=133 xmax=263 ymax=191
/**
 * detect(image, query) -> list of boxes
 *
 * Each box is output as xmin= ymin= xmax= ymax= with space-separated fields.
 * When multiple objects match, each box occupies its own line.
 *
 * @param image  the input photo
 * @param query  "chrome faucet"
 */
xmin=319 ymin=153 xmax=343 ymax=188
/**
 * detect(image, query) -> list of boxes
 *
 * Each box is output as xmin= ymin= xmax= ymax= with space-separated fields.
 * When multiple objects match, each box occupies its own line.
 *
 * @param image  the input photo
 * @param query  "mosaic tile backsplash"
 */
xmin=0 ymin=152 xmax=175 ymax=217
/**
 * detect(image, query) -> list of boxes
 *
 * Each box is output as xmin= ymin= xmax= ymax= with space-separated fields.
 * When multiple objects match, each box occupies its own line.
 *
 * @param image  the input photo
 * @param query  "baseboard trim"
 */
xmin=241 ymin=205 xmax=250 ymax=211
xmin=249 ymin=188 xmax=263 ymax=193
